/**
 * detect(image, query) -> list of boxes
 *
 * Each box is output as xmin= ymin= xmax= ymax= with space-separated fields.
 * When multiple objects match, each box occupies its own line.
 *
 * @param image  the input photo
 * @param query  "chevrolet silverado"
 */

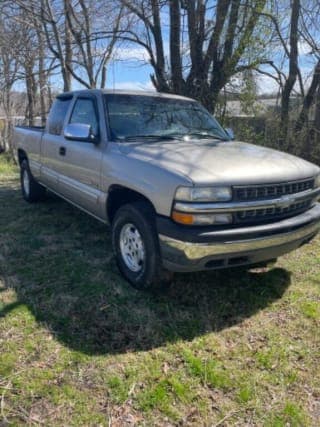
xmin=13 ymin=90 xmax=320 ymax=290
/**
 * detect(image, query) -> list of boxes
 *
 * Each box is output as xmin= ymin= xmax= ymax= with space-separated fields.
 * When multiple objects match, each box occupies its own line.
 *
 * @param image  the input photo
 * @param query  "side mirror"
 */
xmin=225 ymin=127 xmax=235 ymax=140
xmin=64 ymin=123 xmax=96 ymax=142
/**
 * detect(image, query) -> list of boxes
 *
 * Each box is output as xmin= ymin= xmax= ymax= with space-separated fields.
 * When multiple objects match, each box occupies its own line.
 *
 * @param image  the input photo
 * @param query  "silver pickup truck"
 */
xmin=14 ymin=89 xmax=320 ymax=290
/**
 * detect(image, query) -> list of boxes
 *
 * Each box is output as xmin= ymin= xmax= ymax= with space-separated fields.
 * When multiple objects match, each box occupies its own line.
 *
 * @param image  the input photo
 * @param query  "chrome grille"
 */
xmin=235 ymin=199 xmax=312 ymax=224
xmin=234 ymin=178 xmax=314 ymax=201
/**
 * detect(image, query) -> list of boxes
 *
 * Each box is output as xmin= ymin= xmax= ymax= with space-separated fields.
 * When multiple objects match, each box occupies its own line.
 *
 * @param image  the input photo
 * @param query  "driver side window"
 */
xmin=70 ymin=98 xmax=99 ymax=137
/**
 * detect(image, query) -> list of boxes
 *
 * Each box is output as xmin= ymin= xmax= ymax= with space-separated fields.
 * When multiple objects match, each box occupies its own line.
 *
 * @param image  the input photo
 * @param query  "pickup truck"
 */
xmin=14 ymin=89 xmax=320 ymax=290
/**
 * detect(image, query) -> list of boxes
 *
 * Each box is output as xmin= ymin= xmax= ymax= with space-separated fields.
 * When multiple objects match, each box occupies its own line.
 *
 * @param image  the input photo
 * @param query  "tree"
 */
xmin=64 ymin=0 xmax=125 ymax=88
xmin=294 ymin=0 xmax=320 ymax=139
xmin=40 ymin=0 xmax=73 ymax=92
xmin=118 ymin=0 xmax=269 ymax=112
xmin=0 ymin=6 xmax=22 ymax=153
xmin=249 ymin=0 xmax=320 ymax=153
xmin=295 ymin=60 xmax=320 ymax=133
xmin=279 ymin=0 xmax=300 ymax=144
xmin=1 ymin=1 xmax=56 ymax=127
xmin=14 ymin=0 xmax=125 ymax=90
xmin=315 ymin=82 xmax=320 ymax=146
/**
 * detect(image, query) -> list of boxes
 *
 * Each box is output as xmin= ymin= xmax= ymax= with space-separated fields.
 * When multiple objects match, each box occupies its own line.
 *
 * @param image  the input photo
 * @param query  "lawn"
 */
xmin=0 ymin=154 xmax=319 ymax=426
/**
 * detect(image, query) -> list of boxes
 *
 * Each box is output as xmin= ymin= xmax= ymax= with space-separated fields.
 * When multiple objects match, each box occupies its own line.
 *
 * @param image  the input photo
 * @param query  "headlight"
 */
xmin=315 ymin=174 xmax=320 ymax=188
xmin=172 ymin=211 xmax=232 ymax=225
xmin=175 ymin=186 xmax=232 ymax=202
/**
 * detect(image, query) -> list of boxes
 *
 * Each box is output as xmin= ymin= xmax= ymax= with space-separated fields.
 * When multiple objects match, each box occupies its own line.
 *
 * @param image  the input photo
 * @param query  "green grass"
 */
xmin=0 ymin=154 xmax=319 ymax=425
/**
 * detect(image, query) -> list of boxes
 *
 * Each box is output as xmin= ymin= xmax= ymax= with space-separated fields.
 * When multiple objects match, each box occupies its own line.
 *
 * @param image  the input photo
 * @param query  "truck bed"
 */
xmin=13 ymin=125 xmax=44 ymax=168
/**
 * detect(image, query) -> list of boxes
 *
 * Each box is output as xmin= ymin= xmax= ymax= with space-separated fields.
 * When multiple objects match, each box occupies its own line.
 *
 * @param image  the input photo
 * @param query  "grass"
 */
xmin=0 ymin=154 xmax=319 ymax=426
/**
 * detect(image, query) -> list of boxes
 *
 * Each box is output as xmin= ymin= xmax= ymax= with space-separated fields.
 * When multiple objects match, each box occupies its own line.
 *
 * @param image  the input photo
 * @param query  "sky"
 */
xmin=18 ymin=46 xmax=314 ymax=98
xmin=102 ymin=49 xmax=316 ymax=96
xmin=105 ymin=53 xmax=155 ymax=92
xmin=11 ymin=0 xmax=317 ymax=99
xmin=15 ymin=23 xmax=317 ymax=99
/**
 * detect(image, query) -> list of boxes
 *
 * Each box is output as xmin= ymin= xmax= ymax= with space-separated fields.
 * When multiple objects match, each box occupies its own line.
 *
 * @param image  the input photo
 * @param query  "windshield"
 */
xmin=105 ymin=94 xmax=229 ymax=142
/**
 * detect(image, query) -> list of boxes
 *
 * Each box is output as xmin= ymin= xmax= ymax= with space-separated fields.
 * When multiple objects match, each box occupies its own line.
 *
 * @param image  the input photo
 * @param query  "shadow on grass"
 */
xmin=0 ymin=186 xmax=291 ymax=355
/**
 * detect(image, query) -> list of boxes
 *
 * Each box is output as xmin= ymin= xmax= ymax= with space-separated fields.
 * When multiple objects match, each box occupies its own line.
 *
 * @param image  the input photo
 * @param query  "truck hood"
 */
xmin=118 ymin=140 xmax=319 ymax=185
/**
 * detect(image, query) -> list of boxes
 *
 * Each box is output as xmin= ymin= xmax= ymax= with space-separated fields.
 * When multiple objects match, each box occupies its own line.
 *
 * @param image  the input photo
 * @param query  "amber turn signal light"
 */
xmin=172 ymin=210 xmax=194 ymax=225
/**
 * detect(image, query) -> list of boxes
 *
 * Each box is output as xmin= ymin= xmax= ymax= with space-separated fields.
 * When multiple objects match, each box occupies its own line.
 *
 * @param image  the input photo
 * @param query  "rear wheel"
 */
xmin=111 ymin=202 xmax=173 ymax=291
xmin=20 ymin=160 xmax=46 ymax=202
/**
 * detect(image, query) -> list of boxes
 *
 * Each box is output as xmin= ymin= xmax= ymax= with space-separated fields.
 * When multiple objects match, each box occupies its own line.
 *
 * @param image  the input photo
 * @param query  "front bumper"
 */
xmin=158 ymin=204 xmax=320 ymax=272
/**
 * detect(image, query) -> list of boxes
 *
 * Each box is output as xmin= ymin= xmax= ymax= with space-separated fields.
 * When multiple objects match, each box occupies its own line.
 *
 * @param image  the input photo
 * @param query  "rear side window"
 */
xmin=47 ymin=97 xmax=72 ymax=135
xmin=69 ymin=98 xmax=99 ymax=137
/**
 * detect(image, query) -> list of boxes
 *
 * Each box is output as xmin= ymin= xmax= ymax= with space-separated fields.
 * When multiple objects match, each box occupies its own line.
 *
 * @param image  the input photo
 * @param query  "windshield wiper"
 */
xmin=116 ymin=134 xmax=177 ymax=142
xmin=115 ymin=132 xmax=229 ymax=142
xmin=186 ymin=132 xmax=229 ymax=141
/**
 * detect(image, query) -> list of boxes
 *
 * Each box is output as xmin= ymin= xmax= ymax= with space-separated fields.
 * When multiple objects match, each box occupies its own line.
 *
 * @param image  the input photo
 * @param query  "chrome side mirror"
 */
xmin=225 ymin=127 xmax=235 ymax=140
xmin=64 ymin=123 xmax=96 ymax=142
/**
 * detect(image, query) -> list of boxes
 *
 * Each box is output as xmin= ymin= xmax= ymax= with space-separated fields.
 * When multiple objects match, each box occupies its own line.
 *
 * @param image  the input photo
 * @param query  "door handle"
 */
xmin=59 ymin=146 xmax=66 ymax=156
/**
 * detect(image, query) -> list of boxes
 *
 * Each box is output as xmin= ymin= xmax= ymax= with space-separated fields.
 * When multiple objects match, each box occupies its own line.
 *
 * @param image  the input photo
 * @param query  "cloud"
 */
xmin=257 ymin=74 xmax=280 ymax=95
xmin=113 ymin=40 xmax=170 ymax=62
xmin=113 ymin=47 xmax=150 ymax=62
xmin=298 ymin=41 xmax=313 ymax=56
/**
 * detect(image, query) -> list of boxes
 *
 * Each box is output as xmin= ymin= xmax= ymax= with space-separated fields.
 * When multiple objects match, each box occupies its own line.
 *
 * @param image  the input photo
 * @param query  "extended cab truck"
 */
xmin=14 ymin=90 xmax=320 ymax=290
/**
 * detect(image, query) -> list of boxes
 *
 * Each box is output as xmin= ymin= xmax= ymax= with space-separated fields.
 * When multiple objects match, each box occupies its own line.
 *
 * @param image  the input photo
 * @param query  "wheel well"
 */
xmin=107 ymin=186 xmax=155 ymax=223
xmin=17 ymin=149 xmax=28 ymax=165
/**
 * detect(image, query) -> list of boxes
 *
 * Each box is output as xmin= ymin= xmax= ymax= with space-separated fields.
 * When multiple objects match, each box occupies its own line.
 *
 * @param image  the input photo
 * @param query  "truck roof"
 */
xmin=59 ymin=88 xmax=195 ymax=102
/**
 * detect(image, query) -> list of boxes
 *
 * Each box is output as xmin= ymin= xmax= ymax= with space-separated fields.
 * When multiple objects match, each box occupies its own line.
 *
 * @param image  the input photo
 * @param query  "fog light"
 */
xmin=192 ymin=213 xmax=232 ymax=225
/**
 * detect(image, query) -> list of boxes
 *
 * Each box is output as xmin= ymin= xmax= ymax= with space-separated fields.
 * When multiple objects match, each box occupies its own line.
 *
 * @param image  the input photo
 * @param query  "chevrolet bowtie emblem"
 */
xmin=278 ymin=196 xmax=294 ymax=209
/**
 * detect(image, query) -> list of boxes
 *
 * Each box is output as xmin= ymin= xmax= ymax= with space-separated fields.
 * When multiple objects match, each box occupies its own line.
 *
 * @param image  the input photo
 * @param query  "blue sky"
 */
xmin=106 ymin=58 xmax=154 ymax=91
xmin=10 ymin=0 xmax=318 ymax=98
xmin=54 ymin=46 xmax=155 ymax=93
xmin=99 ymin=38 xmax=317 ymax=96
xmin=14 ymin=36 xmax=317 ymax=97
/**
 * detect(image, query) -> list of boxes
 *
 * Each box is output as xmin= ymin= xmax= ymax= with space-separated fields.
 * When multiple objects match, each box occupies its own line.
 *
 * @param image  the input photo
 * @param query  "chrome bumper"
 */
xmin=159 ymin=207 xmax=320 ymax=272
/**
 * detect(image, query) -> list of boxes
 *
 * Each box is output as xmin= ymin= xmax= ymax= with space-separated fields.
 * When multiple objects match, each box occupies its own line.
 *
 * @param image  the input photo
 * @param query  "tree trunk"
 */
xmin=169 ymin=0 xmax=183 ymax=93
xmin=280 ymin=0 xmax=300 ymax=147
xmin=64 ymin=0 xmax=72 ymax=91
xmin=36 ymin=21 xmax=47 ymax=125
xmin=2 ymin=88 xmax=14 ymax=154
xmin=25 ymin=65 xmax=35 ymax=126
xmin=295 ymin=60 xmax=320 ymax=132
xmin=315 ymin=82 xmax=320 ymax=146
xmin=150 ymin=0 xmax=168 ymax=91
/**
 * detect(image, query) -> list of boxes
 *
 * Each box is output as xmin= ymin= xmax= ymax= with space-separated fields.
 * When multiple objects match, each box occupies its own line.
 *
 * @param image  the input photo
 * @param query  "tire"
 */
xmin=111 ymin=201 xmax=173 ymax=291
xmin=20 ymin=159 xmax=46 ymax=203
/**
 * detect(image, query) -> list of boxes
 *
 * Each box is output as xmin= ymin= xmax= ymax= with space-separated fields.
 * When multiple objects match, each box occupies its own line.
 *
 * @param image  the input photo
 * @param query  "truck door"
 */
xmin=40 ymin=95 xmax=73 ymax=189
xmin=57 ymin=95 xmax=106 ymax=219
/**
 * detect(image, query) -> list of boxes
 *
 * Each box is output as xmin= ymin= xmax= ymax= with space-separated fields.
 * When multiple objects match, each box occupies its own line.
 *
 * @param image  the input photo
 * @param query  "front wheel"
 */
xmin=111 ymin=202 xmax=173 ymax=291
xmin=20 ymin=160 xmax=46 ymax=202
